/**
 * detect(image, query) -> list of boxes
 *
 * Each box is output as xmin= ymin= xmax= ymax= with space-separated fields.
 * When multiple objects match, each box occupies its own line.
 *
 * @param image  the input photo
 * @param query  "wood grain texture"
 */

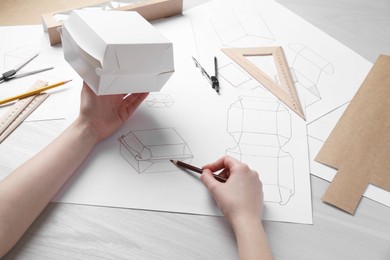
xmin=4 ymin=203 xmax=237 ymax=259
xmin=1 ymin=0 xmax=390 ymax=259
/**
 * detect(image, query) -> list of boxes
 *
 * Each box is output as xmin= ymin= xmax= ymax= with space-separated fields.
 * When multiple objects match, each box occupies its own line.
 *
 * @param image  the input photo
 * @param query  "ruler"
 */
xmin=221 ymin=46 xmax=305 ymax=120
xmin=0 ymin=80 xmax=49 ymax=143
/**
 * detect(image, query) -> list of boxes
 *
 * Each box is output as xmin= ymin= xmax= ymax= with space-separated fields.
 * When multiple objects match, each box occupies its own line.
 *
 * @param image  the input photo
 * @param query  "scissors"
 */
xmin=192 ymin=56 xmax=220 ymax=94
xmin=0 ymin=52 xmax=53 ymax=83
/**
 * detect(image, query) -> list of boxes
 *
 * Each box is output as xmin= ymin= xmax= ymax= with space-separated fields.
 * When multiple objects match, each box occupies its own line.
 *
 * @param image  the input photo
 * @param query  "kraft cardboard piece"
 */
xmin=41 ymin=0 xmax=183 ymax=46
xmin=61 ymin=10 xmax=174 ymax=95
xmin=0 ymin=0 xmax=105 ymax=26
xmin=315 ymin=55 xmax=390 ymax=214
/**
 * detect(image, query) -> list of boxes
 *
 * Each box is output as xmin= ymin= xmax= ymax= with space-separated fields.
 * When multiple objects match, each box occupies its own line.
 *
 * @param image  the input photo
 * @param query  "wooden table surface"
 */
xmin=1 ymin=0 xmax=390 ymax=259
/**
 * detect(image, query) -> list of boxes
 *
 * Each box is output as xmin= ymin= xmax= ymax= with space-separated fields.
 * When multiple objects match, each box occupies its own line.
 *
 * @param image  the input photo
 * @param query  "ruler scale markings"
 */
xmin=0 ymin=80 xmax=49 ymax=143
xmin=221 ymin=46 xmax=305 ymax=120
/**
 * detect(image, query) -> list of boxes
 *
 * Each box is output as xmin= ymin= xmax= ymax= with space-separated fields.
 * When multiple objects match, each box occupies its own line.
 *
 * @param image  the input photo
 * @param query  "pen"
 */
xmin=170 ymin=159 xmax=227 ymax=183
xmin=0 ymin=80 xmax=72 ymax=105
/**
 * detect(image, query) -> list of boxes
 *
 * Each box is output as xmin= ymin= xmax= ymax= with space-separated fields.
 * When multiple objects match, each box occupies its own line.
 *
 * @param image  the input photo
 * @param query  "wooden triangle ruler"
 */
xmin=0 ymin=80 xmax=49 ymax=143
xmin=221 ymin=46 xmax=305 ymax=119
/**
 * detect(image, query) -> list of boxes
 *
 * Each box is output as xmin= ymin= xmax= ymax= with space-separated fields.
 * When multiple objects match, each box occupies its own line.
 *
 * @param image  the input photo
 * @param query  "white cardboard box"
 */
xmin=61 ymin=9 xmax=174 ymax=95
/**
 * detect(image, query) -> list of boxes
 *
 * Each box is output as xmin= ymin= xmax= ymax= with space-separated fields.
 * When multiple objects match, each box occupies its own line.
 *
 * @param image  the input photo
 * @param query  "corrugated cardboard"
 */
xmin=315 ymin=55 xmax=390 ymax=214
xmin=61 ymin=10 xmax=174 ymax=95
xmin=41 ymin=0 xmax=183 ymax=45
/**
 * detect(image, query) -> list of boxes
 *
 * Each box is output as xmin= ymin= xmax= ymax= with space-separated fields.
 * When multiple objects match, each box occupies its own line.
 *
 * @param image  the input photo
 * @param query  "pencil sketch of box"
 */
xmin=288 ymin=43 xmax=334 ymax=107
xmin=145 ymin=93 xmax=174 ymax=108
xmin=226 ymin=96 xmax=295 ymax=205
xmin=60 ymin=9 xmax=174 ymax=95
xmin=119 ymin=128 xmax=193 ymax=173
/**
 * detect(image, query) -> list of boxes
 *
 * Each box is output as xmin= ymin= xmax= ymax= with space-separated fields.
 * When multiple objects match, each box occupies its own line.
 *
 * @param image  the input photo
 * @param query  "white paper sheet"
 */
xmin=1 ymin=0 xmax=382 ymax=224
xmin=52 ymin=1 xmax=313 ymax=224
xmin=185 ymin=0 xmax=372 ymax=124
xmin=182 ymin=0 xmax=389 ymax=210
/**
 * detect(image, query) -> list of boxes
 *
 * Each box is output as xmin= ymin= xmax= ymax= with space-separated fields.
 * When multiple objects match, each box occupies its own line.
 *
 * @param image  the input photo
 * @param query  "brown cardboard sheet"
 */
xmin=315 ymin=55 xmax=390 ymax=214
xmin=0 ymin=0 xmax=183 ymax=46
xmin=42 ymin=0 xmax=183 ymax=45
xmin=0 ymin=0 xmax=106 ymax=25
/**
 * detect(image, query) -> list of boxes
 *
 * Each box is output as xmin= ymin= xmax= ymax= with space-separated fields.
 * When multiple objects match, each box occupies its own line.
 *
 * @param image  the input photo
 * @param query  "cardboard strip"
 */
xmin=41 ymin=0 xmax=183 ymax=46
xmin=315 ymin=55 xmax=390 ymax=214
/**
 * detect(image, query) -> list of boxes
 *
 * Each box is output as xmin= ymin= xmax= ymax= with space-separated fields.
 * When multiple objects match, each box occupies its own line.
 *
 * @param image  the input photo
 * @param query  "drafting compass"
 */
xmin=0 ymin=52 xmax=53 ymax=83
xmin=192 ymin=56 xmax=220 ymax=94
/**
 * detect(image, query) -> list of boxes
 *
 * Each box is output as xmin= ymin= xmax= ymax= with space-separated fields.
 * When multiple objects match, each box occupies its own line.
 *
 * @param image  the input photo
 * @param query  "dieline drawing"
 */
xmin=226 ymin=96 xmax=295 ymax=205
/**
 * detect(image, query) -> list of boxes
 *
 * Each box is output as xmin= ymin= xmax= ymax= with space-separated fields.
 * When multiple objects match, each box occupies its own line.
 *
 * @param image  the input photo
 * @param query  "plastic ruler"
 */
xmin=222 ymin=46 xmax=305 ymax=119
xmin=0 ymin=80 xmax=49 ymax=143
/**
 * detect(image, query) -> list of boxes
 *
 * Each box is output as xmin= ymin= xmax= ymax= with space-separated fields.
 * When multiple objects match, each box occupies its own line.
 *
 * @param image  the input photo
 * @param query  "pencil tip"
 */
xmin=170 ymin=159 xmax=177 ymax=164
xmin=64 ymin=79 xmax=73 ymax=84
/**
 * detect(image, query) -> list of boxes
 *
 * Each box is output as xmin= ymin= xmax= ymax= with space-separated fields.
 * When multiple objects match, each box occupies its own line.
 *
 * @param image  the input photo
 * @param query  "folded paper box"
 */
xmin=60 ymin=9 xmax=174 ymax=95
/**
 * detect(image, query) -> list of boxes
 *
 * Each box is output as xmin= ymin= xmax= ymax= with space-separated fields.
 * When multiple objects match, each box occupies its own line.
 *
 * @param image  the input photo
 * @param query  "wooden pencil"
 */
xmin=0 ymin=80 xmax=72 ymax=105
xmin=170 ymin=159 xmax=227 ymax=183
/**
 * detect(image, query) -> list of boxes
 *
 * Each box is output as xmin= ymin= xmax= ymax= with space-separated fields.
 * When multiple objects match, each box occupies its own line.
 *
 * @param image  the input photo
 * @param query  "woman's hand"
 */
xmin=78 ymin=82 xmax=149 ymax=143
xmin=201 ymin=156 xmax=273 ymax=260
xmin=0 ymin=83 xmax=149 ymax=257
xmin=200 ymin=155 xmax=263 ymax=225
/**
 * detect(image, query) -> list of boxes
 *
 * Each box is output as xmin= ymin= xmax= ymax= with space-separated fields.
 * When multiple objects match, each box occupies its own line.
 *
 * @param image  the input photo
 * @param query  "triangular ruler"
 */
xmin=222 ymin=46 xmax=305 ymax=119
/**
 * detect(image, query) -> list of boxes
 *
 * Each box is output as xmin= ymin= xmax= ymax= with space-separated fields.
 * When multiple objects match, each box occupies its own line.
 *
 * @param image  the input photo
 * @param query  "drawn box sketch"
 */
xmin=211 ymin=11 xmax=275 ymax=47
xmin=145 ymin=93 xmax=174 ymax=108
xmin=119 ymin=128 xmax=193 ymax=173
xmin=4 ymin=45 xmax=69 ymax=70
xmin=226 ymin=96 xmax=294 ymax=205
xmin=218 ymin=61 xmax=261 ymax=91
xmin=189 ymin=6 xmax=276 ymax=62
xmin=288 ymin=43 xmax=334 ymax=107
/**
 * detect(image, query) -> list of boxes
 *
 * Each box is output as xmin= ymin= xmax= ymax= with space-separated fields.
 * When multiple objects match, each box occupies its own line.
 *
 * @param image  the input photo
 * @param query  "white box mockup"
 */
xmin=61 ymin=10 xmax=174 ymax=95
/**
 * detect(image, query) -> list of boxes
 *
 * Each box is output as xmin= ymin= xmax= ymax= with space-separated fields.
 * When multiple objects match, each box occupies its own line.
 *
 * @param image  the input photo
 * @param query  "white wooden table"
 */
xmin=1 ymin=0 xmax=390 ymax=259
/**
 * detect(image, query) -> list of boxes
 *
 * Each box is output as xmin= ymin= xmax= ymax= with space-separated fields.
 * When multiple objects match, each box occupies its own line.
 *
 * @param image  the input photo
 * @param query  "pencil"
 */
xmin=0 ymin=80 xmax=72 ymax=105
xmin=170 ymin=159 xmax=227 ymax=183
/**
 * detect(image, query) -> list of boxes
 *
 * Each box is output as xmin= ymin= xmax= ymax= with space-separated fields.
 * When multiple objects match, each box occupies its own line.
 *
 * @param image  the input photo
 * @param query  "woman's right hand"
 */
xmin=201 ymin=156 xmax=273 ymax=260
xmin=200 ymin=156 xmax=264 ymax=226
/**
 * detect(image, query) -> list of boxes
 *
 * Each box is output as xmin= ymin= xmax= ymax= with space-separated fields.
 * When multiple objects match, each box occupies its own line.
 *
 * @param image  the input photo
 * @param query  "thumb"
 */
xmin=200 ymin=169 xmax=219 ymax=192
